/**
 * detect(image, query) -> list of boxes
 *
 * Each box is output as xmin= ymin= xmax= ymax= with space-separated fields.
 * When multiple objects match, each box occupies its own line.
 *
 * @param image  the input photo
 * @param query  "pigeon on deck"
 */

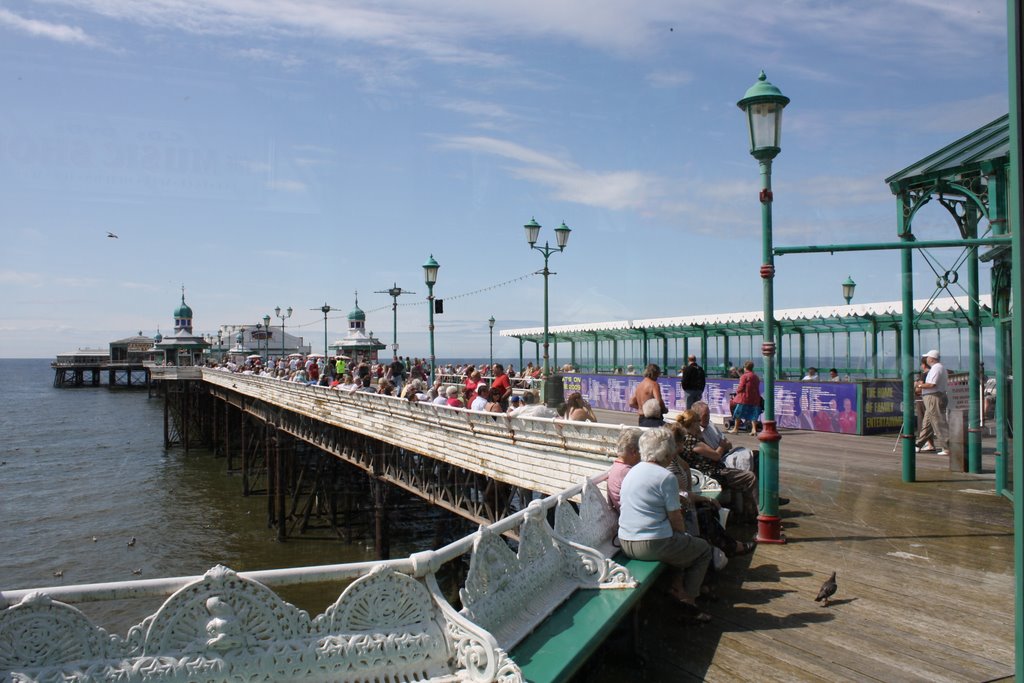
xmin=815 ymin=571 xmax=838 ymax=606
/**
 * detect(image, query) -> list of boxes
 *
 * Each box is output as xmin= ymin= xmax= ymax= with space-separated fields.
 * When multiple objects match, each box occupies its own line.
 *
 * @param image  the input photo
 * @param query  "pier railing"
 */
xmin=0 ymin=472 xmax=628 ymax=683
xmin=202 ymin=370 xmax=628 ymax=495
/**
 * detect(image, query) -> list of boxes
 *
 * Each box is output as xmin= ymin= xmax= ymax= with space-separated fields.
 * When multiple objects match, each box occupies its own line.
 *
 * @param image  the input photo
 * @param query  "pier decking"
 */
xmin=585 ymin=418 xmax=1013 ymax=682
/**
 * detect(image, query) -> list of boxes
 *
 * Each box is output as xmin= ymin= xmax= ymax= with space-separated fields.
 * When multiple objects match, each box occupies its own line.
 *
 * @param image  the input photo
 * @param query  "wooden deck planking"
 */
xmin=582 ymin=414 xmax=1014 ymax=682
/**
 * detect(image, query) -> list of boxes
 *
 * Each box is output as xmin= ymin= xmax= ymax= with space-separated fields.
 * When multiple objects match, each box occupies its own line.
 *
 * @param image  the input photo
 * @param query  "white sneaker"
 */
xmin=938 ymin=449 xmax=949 ymax=456
xmin=712 ymin=547 xmax=729 ymax=571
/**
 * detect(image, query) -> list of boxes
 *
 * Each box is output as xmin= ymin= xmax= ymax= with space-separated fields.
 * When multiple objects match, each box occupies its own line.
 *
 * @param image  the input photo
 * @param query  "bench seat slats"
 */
xmin=510 ymin=557 xmax=664 ymax=683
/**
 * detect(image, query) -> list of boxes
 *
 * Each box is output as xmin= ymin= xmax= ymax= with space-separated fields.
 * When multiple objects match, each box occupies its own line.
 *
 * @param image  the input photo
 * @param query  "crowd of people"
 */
xmin=206 ymin=355 xmax=600 ymax=421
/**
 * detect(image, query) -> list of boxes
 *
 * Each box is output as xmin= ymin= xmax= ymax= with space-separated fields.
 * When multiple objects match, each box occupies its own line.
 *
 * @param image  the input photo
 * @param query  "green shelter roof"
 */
xmin=885 ymin=114 xmax=1009 ymax=190
xmin=500 ymin=295 xmax=991 ymax=344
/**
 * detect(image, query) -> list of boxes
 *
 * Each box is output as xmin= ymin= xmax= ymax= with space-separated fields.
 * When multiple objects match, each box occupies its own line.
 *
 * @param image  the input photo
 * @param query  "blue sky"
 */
xmin=0 ymin=0 xmax=1010 ymax=359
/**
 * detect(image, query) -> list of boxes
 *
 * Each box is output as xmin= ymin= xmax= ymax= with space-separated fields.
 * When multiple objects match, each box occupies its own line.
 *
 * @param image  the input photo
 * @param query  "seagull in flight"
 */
xmin=107 ymin=231 xmax=119 ymax=239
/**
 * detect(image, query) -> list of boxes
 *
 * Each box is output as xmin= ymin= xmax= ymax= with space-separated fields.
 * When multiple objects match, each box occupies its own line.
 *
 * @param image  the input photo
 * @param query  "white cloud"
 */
xmin=234 ymin=47 xmax=304 ymax=69
xmin=0 ymin=8 xmax=100 ymax=47
xmin=645 ymin=70 xmax=693 ymax=89
xmin=0 ymin=270 xmax=45 ymax=287
xmin=440 ymin=135 xmax=663 ymax=211
xmin=266 ymin=179 xmax=306 ymax=192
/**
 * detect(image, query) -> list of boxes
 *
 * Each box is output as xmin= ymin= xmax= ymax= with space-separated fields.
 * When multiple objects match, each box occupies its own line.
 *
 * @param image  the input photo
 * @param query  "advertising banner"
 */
xmin=861 ymin=380 xmax=903 ymax=434
xmin=563 ymin=373 xmax=880 ymax=435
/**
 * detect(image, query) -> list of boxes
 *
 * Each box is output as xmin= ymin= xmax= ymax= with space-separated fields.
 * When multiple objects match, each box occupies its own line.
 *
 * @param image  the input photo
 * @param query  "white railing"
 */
xmin=0 ymin=472 xmax=627 ymax=683
xmin=203 ymin=371 xmax=629 ymax=495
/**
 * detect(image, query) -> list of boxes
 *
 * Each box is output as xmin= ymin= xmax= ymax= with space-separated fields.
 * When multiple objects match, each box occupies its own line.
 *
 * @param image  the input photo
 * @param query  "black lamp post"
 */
xmin=263 ymin=314 xmax=271 ymax=361
xmin=488 ymin=316 xmax=496 ymax=372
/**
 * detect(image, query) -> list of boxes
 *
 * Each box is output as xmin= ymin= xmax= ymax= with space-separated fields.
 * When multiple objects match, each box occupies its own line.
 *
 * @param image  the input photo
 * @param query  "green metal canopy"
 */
xmin=886 ymin=114 xmax=1010 ymax=190
xmin=501 ymin=295 xmax=991 ymax=345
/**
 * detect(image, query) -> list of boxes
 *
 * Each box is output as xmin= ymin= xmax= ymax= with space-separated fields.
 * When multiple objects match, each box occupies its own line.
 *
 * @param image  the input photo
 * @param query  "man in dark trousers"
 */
xmin=680 ymin=355 xmax=706 ymax=409
xmin=388 ymin=357 xmax=406 ymax=393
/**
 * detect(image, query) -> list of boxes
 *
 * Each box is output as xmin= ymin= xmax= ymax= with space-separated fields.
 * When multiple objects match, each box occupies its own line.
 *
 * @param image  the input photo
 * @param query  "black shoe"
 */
xmin=777 ymin=497 xmax=790 ymax=506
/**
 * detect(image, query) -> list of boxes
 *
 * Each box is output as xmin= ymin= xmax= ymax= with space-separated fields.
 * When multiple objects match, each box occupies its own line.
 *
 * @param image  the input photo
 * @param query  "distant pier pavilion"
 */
xmin=52 ymin=333 xmax=155 ymax=388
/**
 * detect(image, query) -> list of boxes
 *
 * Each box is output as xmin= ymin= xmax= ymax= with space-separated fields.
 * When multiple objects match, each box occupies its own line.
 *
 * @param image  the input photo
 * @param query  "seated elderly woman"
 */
xmin=639 ymin=397 xmax=666 ymax=428
xmin=606 ymin=428 xmax=642 ymax=512
xmin=674 ymin=410 xmax=759 ymax=520
xmin=618 ymin=427 xmax=713 ymax=620
xmin=666 ymin=423 xmax=756 ymax=560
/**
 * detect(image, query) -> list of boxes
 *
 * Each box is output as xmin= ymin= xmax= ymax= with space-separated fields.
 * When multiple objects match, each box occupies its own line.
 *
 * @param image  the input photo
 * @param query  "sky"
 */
xmin=0 ymin=0 xmax=1011 ymax=359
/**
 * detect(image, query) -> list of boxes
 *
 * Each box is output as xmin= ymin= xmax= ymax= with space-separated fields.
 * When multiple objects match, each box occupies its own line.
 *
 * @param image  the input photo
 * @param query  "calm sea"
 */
xmin=0 ymin=359 xmax=449 ymax=631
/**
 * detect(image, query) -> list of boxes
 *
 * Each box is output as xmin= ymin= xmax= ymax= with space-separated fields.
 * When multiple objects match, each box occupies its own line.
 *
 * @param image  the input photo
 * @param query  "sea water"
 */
xmin=0 ymin=359 xmax=450 ymax=631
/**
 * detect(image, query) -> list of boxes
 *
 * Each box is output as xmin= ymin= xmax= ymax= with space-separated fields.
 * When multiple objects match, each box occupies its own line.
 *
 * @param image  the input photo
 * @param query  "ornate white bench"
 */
xmin=0 ymin=477 xmax=636 ymax=683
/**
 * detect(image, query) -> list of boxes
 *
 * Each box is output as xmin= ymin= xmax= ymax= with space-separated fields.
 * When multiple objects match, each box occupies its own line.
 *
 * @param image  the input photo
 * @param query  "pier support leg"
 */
xmin=373 ymin=475 xmax=390 ymax=560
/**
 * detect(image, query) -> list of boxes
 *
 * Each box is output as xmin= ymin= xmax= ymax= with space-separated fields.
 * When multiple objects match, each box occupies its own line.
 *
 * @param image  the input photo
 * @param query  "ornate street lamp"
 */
xmin=842 ymin=275 xmax=857 ymax=305
xmin=375 ymin=283 xmax=415 ymax=359
xmin=216 ymin=330 xmax=223 ymax=361
xmin=275 ymin=306 xmax=293 ymax=362
xmin=738 ymin=70 xmax=789 ymax=544
xmin=254 ymin=322 xmax=263 ymax=363
xmin=488 ymin=316 xmax=496 ymax=371
xmin=263 ymin=314 xmax=271 ymax=361
xmin=523 ymin=218 xmax=571 ymax=398
xmin=422 ymin=256 xmax=440 ymax=385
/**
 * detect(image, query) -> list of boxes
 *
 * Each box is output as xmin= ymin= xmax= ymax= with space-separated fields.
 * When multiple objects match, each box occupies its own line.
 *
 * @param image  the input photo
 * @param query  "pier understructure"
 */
xmin=156 ymin=368 xmax=619 ymax=559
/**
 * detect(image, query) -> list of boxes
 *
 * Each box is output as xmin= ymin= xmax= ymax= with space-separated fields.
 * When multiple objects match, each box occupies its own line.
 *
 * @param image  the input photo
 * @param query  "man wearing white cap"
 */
xmin=915 ymin=349 xmax=949 ymax=456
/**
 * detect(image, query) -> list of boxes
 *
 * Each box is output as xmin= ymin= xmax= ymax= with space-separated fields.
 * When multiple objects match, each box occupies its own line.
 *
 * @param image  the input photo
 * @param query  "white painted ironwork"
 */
xmin=0 ymin=473 xmax=631 ymax=683
xmin=201 ymin=371 xmax=625 ymax=495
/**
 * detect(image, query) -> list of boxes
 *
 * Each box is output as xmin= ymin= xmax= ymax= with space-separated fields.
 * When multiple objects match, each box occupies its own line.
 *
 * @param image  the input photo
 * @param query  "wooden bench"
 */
xmin=509 ymin=555 xmax=664 ymax=683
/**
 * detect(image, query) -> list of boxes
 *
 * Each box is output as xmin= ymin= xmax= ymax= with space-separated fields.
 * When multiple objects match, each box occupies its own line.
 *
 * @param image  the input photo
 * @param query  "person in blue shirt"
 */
xmin=618 ymin=427 xmax=713 ymax=620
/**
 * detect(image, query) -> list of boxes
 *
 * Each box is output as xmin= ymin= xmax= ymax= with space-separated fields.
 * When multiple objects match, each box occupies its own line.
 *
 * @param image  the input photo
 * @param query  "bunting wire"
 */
xmin=286 ymin=271 xmax=539 ymax=328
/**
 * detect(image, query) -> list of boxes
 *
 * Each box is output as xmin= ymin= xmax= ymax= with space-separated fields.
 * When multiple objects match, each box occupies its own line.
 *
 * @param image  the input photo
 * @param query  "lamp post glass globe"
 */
xmin=524 ymin=218 xmax=541 ymax=246
xmin=842 ymin=276 xmax=857 ymax=305
xmin=422 ymin=255 xmax=440 ymax=285
xmin=737 ymin=70 xmax=790 ymax=160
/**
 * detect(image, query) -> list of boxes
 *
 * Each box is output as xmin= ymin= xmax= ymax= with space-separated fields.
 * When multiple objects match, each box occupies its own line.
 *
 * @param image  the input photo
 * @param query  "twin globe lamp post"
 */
xmin=274 ymin=306 xmax=293 ymax=362
xmin=524 ymin=218 xmax=571 ymax=402
xmin=737 ymin=70 xmax=789 ymax=544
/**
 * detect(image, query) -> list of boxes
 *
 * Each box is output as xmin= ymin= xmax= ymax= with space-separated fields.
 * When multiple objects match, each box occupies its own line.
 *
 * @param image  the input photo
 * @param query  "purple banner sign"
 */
xmin=563 ymin=373 xmax=868 ymax=434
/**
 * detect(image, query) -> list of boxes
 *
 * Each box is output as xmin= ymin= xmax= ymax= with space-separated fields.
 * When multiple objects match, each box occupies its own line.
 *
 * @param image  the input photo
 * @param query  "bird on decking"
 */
xmin=815 ymin=571 xmax=838 ymax=606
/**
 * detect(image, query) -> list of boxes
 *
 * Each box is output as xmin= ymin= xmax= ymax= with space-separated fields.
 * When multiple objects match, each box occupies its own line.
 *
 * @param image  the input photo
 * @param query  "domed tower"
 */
xmin=347 ymin=295 xmax=367 ymax=332
xmin=331 ymin=291 xmax=384 ymax=364
xmin=174 ymin=287 xmax=194 ymax=334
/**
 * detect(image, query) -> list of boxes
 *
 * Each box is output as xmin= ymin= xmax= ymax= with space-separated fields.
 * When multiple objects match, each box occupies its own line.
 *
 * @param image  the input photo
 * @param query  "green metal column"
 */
xmin=570 ymin=340 xmax=576 ymax=369
xmin=1004 ymin=1 xmax=1023 ymax=675
xmin=683 ymin=336 xmax=689 ymax=361
xmin=966 ymin=205 xmax=983 ymax=473
xmin=700 ymin=331 xmax=708 ymax=374
xmin=518 ymin=338 xmax=524 ymax=371
xmin=641 ymin=328 xmax=649 ymax=367
xmin=870 ymin=319 xmax=879 ymax=378
xmin=797 ymin=330 xmax=805 ymax=376
xmin=722 ymin=335 xmax=730 ymax=374
xmin=612 ymin=337 xmax=618 ymax=371
xmin=988 ymin=161 xmax=1010 ymax=493
xmin=662 ymin=336 xmax=669 ymax=371
xmin=898 ymin=194 xmax=917 ymax=483
xmin=776 ymin=322 xmax=784 ymax=378
xmin=755 ymin=156 xmax=783 ymax=544
xmin=552 ymin=334 xmax=558 ymax=370
xmin=593 ymin=333 xmax=599 ymax=373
